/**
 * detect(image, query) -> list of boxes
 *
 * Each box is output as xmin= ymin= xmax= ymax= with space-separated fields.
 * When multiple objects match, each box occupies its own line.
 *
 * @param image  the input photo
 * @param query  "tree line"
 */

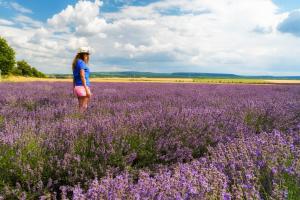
xmin=0 ymin=36 xmax=46 ymax=78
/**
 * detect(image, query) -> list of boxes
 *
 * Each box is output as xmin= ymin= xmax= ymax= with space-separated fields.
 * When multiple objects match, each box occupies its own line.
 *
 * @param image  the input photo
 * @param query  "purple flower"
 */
xmin=222 ymin=192 xmax=231 ymax=200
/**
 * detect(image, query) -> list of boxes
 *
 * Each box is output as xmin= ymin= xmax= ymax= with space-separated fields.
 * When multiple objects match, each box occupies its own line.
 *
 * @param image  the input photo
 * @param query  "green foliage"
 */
xmin=0 ymin=37 xmax=46 ymax=78
xmin=17 ymin=60 xmax=33 ymax=76
xmin=192 ymin=145 xmax=208 ymax=158
xmin=15 ymin=60 xmax=46 ymax=78
xmin=280 ymin=157 xmax=300 ymax=199
xmin=108 ymin=149 xmax=126 ymax=169
xmin=0 ymin=36 xmax=16 ymax=75
xmin=107 ymin=134 xmax=157 ymax=170
xmin=258 ymin=157 xmax=300 ymax=199
xmin=10 ymin=66 xmax=22 ymax=76
xmin=282 ymin=172 xmax=300 ymax=200
xmin=22 ymin=100 xmax=38 ymax=111
xmin=125 ymin=134 xmax=157 ymax=168
xmin=0 ymin=134 xmax=45 ymax=198
xmin=73 ymin=134 xmax=106 ymax=178
xmin=31 ymin=67 xmax=46 ymax=78
xmin=67 ymin=112 xmax=85 ymax=120
xmin=74 ymin=135 xmax=97 ymax=159
xmin=0 ymin=115 xmax=4 ymax=129
xmin=108 ymin=139 xmax=126 ymax=169
xmin=259 ymin=166 xmax=273 ymax=199
xmin=244 ymin=110 xmax=275 ymax=133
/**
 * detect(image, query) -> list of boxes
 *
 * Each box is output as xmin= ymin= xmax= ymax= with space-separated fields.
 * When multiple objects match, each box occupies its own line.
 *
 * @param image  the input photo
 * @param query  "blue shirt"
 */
xmin=73 ymin=59 xmax=90 ymax=86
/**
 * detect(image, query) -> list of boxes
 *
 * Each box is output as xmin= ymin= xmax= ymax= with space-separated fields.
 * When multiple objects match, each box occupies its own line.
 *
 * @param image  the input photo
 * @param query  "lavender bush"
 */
xmin=74 ymin=130 xmax=300 ymax=199
xmin=0 ymin=82 xmax=299 ymax=199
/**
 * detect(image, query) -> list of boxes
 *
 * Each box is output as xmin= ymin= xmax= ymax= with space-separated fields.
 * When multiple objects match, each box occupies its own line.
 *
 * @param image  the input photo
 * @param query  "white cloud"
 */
xmin=0 ymin=18 xmax=14 ymax=26
xmin=1 ymin=0 xmax=300 ymax=75
xmin=10 ymin=2 xmax=32 ymax=14
xmin=14 ymin=15 xmax=42 ymax=28
xmin=47 ymin=0 xmax=106 ymax=36
xmin=67 ymin=37 xmax=89 ymax=51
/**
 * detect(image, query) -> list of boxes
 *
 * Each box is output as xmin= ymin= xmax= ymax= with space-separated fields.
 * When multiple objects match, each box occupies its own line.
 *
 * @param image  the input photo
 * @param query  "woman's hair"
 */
xmin=72 ymin=53 xmax=89 ymax=71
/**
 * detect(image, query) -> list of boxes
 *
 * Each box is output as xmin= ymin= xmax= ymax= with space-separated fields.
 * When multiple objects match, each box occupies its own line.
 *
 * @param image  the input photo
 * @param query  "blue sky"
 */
xmin=1 ymin=0 xmax=298 ymax=20
xmin=273 ymin=0 xmax=300 ymax=12
xmin=1 ymin=0 xmax=300 ymax=75
xmin=0 ymin=0 xmax=162 ymax=21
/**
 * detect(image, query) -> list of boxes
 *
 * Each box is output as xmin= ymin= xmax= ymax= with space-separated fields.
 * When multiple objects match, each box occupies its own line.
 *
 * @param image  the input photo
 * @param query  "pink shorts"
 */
xmin=74 ymin=86 xmax=90 ymax=97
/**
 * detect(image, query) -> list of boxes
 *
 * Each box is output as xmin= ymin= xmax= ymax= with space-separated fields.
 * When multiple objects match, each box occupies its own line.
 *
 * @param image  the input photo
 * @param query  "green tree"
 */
xmin=17 ymin=60 xmax=33 ymax=76
xmin=16 ymin=60 xmax=46 ymax=78
xmin=31 ymin=67 xmax=46 ymax=78
xmin=0 ymin=37 xmax=16 ymax=75
xmin=11 ymin=67 xmax=22 ymax=76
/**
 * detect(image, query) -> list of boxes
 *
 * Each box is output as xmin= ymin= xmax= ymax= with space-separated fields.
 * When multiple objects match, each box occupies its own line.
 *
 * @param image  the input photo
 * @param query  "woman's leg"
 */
xmin=83 ymin=96 xmax=90 ymax=110
xmin=78 ymin=96 xmax=85 ymax=111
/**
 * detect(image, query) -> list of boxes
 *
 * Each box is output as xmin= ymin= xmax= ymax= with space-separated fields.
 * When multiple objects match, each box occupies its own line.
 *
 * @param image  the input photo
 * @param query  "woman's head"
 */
xmin=79 ymin=53 xmax=89 ymax=63
xmin=83 ymin=53 xmax=89 ymax=63
xmin=72 ymin=47 xmax=90 ymax=71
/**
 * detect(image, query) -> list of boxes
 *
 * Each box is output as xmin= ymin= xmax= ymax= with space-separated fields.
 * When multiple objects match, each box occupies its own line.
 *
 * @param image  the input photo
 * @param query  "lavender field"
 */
xmin=0 ymin=82 xmax=300 ymax=199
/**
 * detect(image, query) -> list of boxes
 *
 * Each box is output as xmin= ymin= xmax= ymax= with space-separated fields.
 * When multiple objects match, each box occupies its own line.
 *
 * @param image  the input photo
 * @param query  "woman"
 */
xmin=72 ymin=47 xmax=92 ymax=112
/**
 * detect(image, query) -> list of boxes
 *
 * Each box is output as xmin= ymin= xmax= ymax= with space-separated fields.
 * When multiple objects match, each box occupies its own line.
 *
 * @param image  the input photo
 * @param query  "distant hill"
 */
xmin=90 ymin=71 xmax=241 ymax=78
xmin=49 ymin=71 xmax=300 ymax=80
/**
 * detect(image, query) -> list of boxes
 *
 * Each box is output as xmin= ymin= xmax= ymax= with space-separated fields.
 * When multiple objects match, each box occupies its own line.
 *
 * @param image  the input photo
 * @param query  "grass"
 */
xmin=0 ymin=75 xmax=70 ymax=82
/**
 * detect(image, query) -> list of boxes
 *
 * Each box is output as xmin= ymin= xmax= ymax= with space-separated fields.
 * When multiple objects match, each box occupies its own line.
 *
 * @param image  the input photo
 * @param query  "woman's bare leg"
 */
xmin=78 ymin=97 xmax=85 ymax=112
xmin=83 ymin=97 xmax=90 ymax=110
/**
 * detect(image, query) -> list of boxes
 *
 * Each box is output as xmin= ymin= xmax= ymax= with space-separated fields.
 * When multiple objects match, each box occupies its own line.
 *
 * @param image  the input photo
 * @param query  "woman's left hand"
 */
xmin=86 ymin=87 xmax=92 ymax=97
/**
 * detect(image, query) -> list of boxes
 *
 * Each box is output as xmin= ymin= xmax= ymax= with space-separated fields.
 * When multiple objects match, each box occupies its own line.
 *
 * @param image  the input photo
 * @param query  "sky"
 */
xmin=1 ymin=0 xmax=300 ymax=75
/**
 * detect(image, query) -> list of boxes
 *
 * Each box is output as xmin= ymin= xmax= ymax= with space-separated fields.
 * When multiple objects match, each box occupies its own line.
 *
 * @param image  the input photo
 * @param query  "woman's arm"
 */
xmin=80 ymin=69 xmax=91 ymax=97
